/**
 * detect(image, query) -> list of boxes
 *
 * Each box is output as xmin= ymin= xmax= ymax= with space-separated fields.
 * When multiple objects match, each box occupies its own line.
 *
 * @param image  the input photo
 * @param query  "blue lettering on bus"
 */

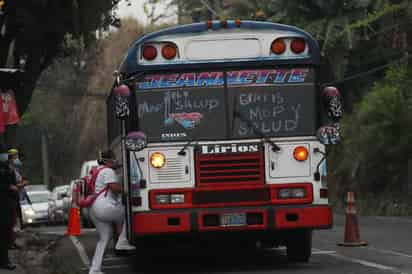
xmin=137 ymin=69 xmax=309 ymax=90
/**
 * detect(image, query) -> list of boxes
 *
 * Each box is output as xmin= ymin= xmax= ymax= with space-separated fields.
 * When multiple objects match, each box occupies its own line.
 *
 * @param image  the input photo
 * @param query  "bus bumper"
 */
xmin=132 ymin=205 xmax=332 ymax=236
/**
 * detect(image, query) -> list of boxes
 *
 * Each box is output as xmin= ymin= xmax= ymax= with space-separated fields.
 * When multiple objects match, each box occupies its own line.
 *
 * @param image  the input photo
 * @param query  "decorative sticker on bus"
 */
xmin=138 ymin=72 xmax=224 ymax=90
xmin=136 ymin=88 xmax=227 ymax=141
xmin=137 ymin=69 xmax=312 ymax=90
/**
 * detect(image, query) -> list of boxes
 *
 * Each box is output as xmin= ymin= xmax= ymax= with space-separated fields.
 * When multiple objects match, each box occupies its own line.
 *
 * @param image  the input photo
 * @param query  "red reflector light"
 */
xmin=220 ymin=20 xmax=228 ymax=28
xmin=162 ymin=44 xmax=177 ymax=60
xmin=142 ymin=45 xmax=157 ymax=60
xmin=290 ymin=38 xmax=306 ymax=54
xmin=320 ymin=189 xmax=328 ymax=199
xmin=271 ymin=39 xmax=286 ymax=55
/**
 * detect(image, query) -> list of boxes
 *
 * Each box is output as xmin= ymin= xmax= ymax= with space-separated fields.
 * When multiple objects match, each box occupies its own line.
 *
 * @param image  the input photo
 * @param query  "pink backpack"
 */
xmin=77 ymin=166 xmax=108 ymax=208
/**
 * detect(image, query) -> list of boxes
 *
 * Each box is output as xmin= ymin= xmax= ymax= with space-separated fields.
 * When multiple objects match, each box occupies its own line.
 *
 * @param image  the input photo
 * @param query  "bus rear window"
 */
xmin=134 ymin=69 xmax=317 ymax=142
xmin=135 ymin=72 xmax=227 ymax=142
xmin=229 ymin=69 xmax=317 ymax=138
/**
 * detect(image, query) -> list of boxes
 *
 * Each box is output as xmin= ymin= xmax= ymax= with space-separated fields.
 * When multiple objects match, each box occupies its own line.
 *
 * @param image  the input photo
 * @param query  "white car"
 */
xmin=21 ymin=190 xmax=51 ymax=226
xmin=48 ymin=185 xmax=70 ymax=224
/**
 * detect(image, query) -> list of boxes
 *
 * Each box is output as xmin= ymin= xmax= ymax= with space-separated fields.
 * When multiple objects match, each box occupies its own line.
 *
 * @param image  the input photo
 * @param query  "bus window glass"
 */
xmin=229 ymin=68 xmax=317 ymax=138
xmin=135 ymin=72 xmax=227 ymax=142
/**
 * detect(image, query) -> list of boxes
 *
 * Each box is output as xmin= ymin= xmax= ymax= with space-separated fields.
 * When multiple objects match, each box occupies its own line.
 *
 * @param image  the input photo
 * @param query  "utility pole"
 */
xmin=41 ymin=129 xmax=50 ymax=189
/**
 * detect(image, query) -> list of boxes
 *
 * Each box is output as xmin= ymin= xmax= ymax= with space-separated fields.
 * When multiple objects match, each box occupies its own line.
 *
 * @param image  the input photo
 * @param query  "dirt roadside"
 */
xmin=3 ymin=231 xmax=61 ymax=274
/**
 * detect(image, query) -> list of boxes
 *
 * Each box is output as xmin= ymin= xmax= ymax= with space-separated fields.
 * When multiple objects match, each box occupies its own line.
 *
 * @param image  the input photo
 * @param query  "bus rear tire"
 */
xmin=286 ymin=229 xmax=312 ymax=263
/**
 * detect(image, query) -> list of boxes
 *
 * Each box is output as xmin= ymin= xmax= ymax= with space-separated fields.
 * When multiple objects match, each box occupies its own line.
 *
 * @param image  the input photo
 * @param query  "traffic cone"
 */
xmin=65 ymin=185 xmax=81 ymax=236
xmin=338 ymin=192 xmax=367 ymax=246
xmin=65 ymin=207 xmax=81 ymax=236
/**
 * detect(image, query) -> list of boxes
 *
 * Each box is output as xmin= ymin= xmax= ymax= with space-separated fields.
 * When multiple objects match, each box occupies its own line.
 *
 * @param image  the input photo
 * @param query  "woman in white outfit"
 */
xmin=89 ymin=150 xmax=135 ymax=274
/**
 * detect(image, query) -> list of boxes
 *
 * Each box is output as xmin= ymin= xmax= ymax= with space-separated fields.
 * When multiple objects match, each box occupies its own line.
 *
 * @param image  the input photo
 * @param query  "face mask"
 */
xmin=0 ymin=153 xmax=8 ymax=162
xmin=13 ymin=158 xmax=23 ymax=167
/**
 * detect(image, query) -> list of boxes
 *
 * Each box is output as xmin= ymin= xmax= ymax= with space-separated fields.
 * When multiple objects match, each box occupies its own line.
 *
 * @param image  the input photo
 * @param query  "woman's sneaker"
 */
xmin=115 ymin=239 xmax=136 ymax=251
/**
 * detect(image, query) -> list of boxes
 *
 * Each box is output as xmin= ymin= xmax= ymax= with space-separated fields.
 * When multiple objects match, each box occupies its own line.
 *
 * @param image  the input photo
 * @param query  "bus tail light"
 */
xmin=293 ymin=146 xmax=309 ymax=161
xmin=271 ymin=39 xmax=286 ymax=55
xmin=290 ymin=38 xmax=306 ymax=54
xmin=142 ymin=45 xmax=157 ymax=60
xmin=162 ymin=43 xmax=177 ymax=60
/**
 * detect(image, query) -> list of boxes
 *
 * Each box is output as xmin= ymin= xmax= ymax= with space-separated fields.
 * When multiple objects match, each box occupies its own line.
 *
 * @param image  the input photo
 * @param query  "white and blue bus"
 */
xmin=107 ymin=20 xmax=341 ymax=262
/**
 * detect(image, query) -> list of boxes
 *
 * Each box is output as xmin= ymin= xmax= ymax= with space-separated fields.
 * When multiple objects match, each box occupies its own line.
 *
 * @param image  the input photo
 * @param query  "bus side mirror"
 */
xmin=322 ymin=86 xmax=343 ymax=122
xmin=317 ymin=125 xmax=341 ymax=145
xmin=125 ymin=131 xmax=147 ymax=152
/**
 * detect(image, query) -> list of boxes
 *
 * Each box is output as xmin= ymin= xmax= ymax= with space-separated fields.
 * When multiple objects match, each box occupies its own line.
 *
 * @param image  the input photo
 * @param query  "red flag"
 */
xmin=1 ymin=89 xmax=20 ymax=125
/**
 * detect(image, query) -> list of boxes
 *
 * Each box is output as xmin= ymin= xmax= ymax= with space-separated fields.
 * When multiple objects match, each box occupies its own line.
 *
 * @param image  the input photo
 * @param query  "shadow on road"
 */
xmin=129 ymin=247 xmax=311 ymax=274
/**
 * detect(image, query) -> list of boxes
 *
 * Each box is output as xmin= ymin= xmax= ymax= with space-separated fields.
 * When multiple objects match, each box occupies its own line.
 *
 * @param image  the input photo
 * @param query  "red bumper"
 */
xmin=133 ymin=206 xmax=332 ymax=235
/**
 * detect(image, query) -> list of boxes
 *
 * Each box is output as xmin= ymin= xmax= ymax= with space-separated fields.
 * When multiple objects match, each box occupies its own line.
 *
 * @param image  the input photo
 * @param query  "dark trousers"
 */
xmin=0 ymin=203 xmax=15 ymax=265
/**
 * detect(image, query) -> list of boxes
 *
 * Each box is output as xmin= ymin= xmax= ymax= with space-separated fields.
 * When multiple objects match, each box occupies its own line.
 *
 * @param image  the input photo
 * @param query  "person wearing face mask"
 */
xmin=8 ymin=149 xmax=29 ymax=242
xmin=0 ymin=146 xmax=17 ymax=270
xmin=88 ymin=149 xmax=135 ymax=274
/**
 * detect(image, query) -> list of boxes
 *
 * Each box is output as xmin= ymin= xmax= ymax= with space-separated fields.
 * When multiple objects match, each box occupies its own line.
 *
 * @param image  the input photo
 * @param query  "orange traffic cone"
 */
xmin=338 ymin=192 xmax=367 ymax=246
xmin=65 ymin=185 xmax=81 ymax=236
xmin=65 ymin=207 xmax=81 ymax=236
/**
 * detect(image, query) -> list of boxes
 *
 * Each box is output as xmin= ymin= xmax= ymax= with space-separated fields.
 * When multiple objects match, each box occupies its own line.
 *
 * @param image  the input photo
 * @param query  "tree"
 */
xmin=18 ymin=17 xmax=145 ymax=184
xmin=0 ymin=0 xmax=130 ymax=149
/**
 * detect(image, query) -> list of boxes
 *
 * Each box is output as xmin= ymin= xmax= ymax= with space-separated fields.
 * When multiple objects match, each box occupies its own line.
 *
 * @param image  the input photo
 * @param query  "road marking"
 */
xmin=103 ymin=256 xmax=129 ymax=262
xmin=313 ymin=248 xmax=397 ymax=272
xmin=312 ymin=250 xmax=336 ymax=255
xmin=81 ymin=264 xmax=129 ymax=271
xmin=69 ymin=236 xmax=90 ymax=268
xmin=364 ymin=246 xmax=412 ymax=259
xmin=39 ymin=228 xmax=96 ymax=236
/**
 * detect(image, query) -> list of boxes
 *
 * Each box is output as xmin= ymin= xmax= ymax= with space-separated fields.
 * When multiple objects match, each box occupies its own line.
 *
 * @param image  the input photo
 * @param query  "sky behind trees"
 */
xmin=118 ymin=0 xmax=175 ymax=25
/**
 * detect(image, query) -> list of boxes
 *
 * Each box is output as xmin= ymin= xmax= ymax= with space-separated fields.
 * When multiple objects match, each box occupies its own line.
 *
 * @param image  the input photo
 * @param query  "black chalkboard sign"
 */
xmin=136 ymin=87 xmax=227 ymax=142
xmin=230 ymin=85 xmax=316 ymax=138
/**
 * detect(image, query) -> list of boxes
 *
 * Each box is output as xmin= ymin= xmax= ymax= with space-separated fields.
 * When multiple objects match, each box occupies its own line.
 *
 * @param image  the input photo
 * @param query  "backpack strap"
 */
xmin=90 ymin=166 xmax=109 ymax=194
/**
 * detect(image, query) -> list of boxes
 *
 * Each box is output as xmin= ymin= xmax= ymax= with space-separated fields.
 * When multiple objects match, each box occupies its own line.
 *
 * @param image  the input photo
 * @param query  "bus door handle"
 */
xmin=271 ymin=161 xmax=275 ymax=171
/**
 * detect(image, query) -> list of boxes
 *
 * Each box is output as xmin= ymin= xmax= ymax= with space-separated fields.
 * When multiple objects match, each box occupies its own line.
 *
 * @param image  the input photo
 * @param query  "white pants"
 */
xmin=88 ymin=196 xmax=127 ymax=274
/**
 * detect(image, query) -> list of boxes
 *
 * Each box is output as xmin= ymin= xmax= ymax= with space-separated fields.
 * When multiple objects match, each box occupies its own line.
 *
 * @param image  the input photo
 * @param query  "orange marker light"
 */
xmin=291 ymin=38 xmax=306 ymax=54
xmin=150 ymin=152 xmax=166 ymax=168
xmin=293 ymin=146 xmax=309 ymax=161
xmin=142 ymin=45 xmax=157 ymax=61
xmin=162 ymin=44 xmax=177 ymax=60
xmin=271 ymin=39 xmax=286 ymax=55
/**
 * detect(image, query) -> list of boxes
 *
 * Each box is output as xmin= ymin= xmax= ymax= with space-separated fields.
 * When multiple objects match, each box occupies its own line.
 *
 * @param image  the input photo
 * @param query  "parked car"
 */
xmin=21 ymin=190 xmax=51 ymax=226
xmin=25 ymin=184 xmax=48 ymax=192
xmin=62 ymin=179 xmax=82 ymax=218
xmin=48 ymin=185 xmax=70 ymax=224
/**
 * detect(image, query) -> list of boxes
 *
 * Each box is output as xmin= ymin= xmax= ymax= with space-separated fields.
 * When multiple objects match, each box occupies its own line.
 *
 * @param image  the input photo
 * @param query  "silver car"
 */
xmin=21 ymin=190 xmax=51 ymax=226
xmin=48 ymin=185 xmax=70 ymax=224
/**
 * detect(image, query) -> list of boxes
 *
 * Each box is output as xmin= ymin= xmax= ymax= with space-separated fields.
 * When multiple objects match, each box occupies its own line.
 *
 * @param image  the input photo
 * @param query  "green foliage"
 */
xmin=17 ymin=18 xmax=147 ymax=185
xmin=332 ymin=65 xmax=412 ymax=196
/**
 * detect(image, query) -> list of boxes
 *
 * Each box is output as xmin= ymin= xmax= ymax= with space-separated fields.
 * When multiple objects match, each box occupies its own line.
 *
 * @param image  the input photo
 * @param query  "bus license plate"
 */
xmin=220 ymin=213 xmax=247 ymax=227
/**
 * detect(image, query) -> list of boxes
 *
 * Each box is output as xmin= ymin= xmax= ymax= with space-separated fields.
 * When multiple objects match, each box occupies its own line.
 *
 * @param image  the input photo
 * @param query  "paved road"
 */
xmin=31 ymin=214 xmax=412 ymax=274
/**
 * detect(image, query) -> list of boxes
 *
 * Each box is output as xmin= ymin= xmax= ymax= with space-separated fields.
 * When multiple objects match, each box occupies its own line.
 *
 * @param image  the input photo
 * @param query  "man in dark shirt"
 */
xmin=0 ymin=146 xmax=17 ymax=270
